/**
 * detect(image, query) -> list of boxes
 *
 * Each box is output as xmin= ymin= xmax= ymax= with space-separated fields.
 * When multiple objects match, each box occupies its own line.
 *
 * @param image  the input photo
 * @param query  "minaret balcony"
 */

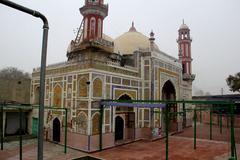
xmin=183 ymin=73 xmax=195 ymax=81
xmin=80 ymin=4 xmax=108 ymax=17
xmin=69 ymin=38 xmax=114 ymax=53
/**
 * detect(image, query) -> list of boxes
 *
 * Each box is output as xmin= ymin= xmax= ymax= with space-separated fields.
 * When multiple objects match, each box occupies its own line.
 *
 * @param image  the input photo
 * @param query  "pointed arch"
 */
xmin=84 ymin=17 xmax=88 ymax=39
xmin=76 ymin=112 xmax=88 ymax=134
xmin=116 ymin=94 xmax=133 ymax=112
xmin=93 ymin=78 xmax=103 ymax=97
xmin=34 ymin=86 xmax=40 ymax=104
xmin=115 ymin=116 xmax=124 ymax=141
xmin=161 ymin=80 xmax=176 ymax=100
xmin=98 ymin=18 xmax=102 ymax=38
xmin=78 ymin=77 xmax=88 ymax=97
xmin=53 ymin=84 xmax=62 ymax=107
xmin=91 ymin=112 xmax=100 ymax=135
xmin=90 ymin=17 xmax=96 ymax=38
xmin=53 ymin=117 xmax=61 ymax=142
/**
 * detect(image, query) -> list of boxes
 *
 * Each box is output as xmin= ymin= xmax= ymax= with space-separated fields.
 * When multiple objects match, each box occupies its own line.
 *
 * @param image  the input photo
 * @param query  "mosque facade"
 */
xmin=31 ymin=0 xmax=195 ymax=152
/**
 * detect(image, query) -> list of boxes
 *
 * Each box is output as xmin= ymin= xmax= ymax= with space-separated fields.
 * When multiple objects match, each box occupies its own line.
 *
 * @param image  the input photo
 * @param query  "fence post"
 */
xmin=19 ymin=108 xmax=23 ymax=160
xmin=0 ymin=102 xmax=3 ymax=150
xmin=230 ymin=103 xmax=236 ymax=159
xmin=200 ymin=106 xmax=202 ymax=123
xmin=194 ymin=108 xmax=197 ymax=150
xmin=219 ymin=113 xmax=222 ymax=134
xmin=99 ymin=103 xmax=103 ymax=151
xmin=165 ymin=103 xmax=169 ymax=160
xmin=183 ymin=101 xmax=186 ymax=128
xmin=210 ymin=106 xmax=212 ymax=140
xmin=64 ymin=109 xmax=68 ymax=154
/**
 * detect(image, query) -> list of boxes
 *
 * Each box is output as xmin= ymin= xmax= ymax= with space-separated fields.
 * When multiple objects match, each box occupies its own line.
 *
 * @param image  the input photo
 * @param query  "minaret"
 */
xmin=149 ymin=30 xmax=155 ymax=51
xmin=80 ymin=0 xmax=108 ymax=41
xmin=177 ymin=20 xmax=195 ymax=81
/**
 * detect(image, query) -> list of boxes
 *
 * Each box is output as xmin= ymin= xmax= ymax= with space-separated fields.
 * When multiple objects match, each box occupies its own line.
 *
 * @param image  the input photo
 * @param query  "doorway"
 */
xmin=162 ymin=80 xmax=177 ymax=132
xmin=115 ymin=116 xmax=124 ymax=141
xmin=53 ymin=118 xmax=60 ymax=142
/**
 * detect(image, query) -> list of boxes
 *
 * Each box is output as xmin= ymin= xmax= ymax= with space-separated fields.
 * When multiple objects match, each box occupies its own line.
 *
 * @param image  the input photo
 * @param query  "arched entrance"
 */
xmin=162 ymin=80 xmax=176 ymax=100
xmin=115 ymin=116 xmax=124 ymax=141
xmin=116 ymin=94 xmax=133 ymax=112
xmin=53 ymin=118 xmax=60 ymax=142
xmin=162 ymin=80 xmax=177 ymax=132
xmin=115 ymin=94 xmax=135 ymax=141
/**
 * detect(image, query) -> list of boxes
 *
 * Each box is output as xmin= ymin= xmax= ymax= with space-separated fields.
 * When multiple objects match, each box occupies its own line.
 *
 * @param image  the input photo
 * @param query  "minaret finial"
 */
xmin=129 ymin=21 xmax=137 ymax=32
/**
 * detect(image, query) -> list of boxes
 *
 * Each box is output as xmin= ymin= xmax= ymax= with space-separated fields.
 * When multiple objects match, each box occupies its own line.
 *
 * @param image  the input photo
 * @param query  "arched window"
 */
xmin=92 ymin=113 xmax=100 ymax=135
xmin=90 ymin=17 xmax=96 ymax=38
xmin=53 ymin=84 xmax=62 ymax=107
xmin=34 ymin=86 xmax=40 ymax=104
xmin=79 ymin=77 xmax=88 ymax=97
xmin=93 ymin=78 xmax=102 ymax=97
xmin=76 ymin=112 xmax=87 ymax=134
xmin=98 ymin=19 xmax=102 ymax=38
xmin=84 ymin=18 xmax=88 ymax=39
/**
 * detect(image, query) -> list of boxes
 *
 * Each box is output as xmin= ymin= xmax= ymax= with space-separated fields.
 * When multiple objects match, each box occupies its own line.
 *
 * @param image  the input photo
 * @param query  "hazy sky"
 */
xmin=0 ymin=0 xmax=240 ymax=95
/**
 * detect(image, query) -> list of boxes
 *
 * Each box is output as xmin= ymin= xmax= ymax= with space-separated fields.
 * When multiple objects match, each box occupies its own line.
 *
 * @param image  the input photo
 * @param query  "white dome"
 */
xmin=114 ymin=25 xmax=159 ymax=55
xmin=179 ymin=23 xmax=189 ymax=30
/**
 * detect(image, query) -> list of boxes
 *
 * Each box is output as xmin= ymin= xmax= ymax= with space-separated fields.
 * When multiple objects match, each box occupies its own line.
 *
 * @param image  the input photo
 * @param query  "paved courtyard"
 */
xmin=0 ymin=139 xmax=88 ymax=160
xmin=93 ymin=136 xmax=231 ymax=160
xmin=0 ymin=135 xmax=238 ymax=160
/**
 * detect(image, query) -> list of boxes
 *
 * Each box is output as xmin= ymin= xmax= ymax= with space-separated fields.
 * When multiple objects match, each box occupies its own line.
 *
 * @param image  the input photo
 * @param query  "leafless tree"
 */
xmin=0 ymin=67 xmax=30 ymax=79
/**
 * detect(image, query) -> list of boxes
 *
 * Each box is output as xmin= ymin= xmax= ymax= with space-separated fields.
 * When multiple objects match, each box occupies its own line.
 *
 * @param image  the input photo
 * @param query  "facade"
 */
xmin=31 ymin=0 xmax=195 ymax=152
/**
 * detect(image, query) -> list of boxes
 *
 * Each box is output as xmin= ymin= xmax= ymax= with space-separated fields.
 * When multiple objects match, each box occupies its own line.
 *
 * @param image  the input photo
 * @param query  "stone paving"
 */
xmin=0 ymin=132 xmax=239 ymax=160
xmin=93 ymin=136 xmax=230 ymax=160
xmin=0 ymin=139 xmax=88 ymax=160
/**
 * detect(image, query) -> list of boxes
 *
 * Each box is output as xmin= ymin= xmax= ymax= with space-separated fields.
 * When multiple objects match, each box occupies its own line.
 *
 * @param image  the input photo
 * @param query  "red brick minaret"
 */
xmin=177 ymin=21 xmax=195 ymax=81
xmin=80 ymin=0 xmax=108 ymax=41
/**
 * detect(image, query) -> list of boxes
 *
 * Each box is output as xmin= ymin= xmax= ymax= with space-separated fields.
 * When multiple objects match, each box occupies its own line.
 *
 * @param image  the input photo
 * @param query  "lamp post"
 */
xmin=86 ymin=81 xmax=91 ymax=151
xmin=0 ymin=1 xmax=49 ymax=159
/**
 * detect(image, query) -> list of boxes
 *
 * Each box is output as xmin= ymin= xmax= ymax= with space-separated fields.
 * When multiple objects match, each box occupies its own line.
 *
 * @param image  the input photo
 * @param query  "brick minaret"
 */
xmin=80 ymin=0 xmax=108 ymax=41
xmin=177 ymin=21 xmax=194 ymax=81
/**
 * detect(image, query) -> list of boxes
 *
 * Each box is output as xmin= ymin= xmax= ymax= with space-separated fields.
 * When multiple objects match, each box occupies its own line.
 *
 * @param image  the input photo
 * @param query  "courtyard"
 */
xmin=0 ymin=128 xmax=239 ymax=160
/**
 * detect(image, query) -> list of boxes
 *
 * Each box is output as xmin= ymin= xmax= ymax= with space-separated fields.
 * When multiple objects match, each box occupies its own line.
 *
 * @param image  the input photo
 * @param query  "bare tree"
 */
xmin=0 ymin=67 xmax=30 ymax=79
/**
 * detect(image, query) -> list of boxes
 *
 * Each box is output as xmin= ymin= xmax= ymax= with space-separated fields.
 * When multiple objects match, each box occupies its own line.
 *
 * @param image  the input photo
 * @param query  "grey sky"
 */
xmin=0 ymin=0 xmax=240 ymax=95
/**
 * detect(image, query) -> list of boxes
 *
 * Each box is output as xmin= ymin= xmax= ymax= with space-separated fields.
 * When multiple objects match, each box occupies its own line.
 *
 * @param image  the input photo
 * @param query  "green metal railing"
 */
xmin=1 ymin=100 xmax=238 ymax=160
xmin=0 ymin=104 xmax=68 ymax=160
xmin=101 ymin=99 xmax=238 ymax=160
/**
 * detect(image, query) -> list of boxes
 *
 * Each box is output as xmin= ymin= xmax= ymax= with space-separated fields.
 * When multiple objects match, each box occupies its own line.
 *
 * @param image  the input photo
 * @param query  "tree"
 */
xmin=0 ymin=67 xmax=30 ymax=79
xmin=194 ymin=89 xmax=204 ymax=96
xmin=226 ymin=72 xmax=240 ymax=93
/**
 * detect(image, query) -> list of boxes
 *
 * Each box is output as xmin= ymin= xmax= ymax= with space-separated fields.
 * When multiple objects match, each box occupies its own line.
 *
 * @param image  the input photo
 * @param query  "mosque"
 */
xmin=31 ymin=0 xmax=195 ymax=152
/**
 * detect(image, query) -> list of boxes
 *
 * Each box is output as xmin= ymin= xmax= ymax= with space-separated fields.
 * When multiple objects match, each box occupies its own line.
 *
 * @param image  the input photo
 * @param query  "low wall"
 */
xmin=197 ymin=112 xmax=240 ymax=128
xmin=46 ymin=129 xmax=115 ymax=152
xmin=135 ymin=128 xmax=152 ymax=140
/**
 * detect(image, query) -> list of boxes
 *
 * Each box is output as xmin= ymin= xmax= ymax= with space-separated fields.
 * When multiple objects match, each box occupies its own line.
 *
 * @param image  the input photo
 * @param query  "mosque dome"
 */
xmin=114 ymin=22 xmax=159 ymax=55
xmin=179 ymin=23 xmax=189 ymax=30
